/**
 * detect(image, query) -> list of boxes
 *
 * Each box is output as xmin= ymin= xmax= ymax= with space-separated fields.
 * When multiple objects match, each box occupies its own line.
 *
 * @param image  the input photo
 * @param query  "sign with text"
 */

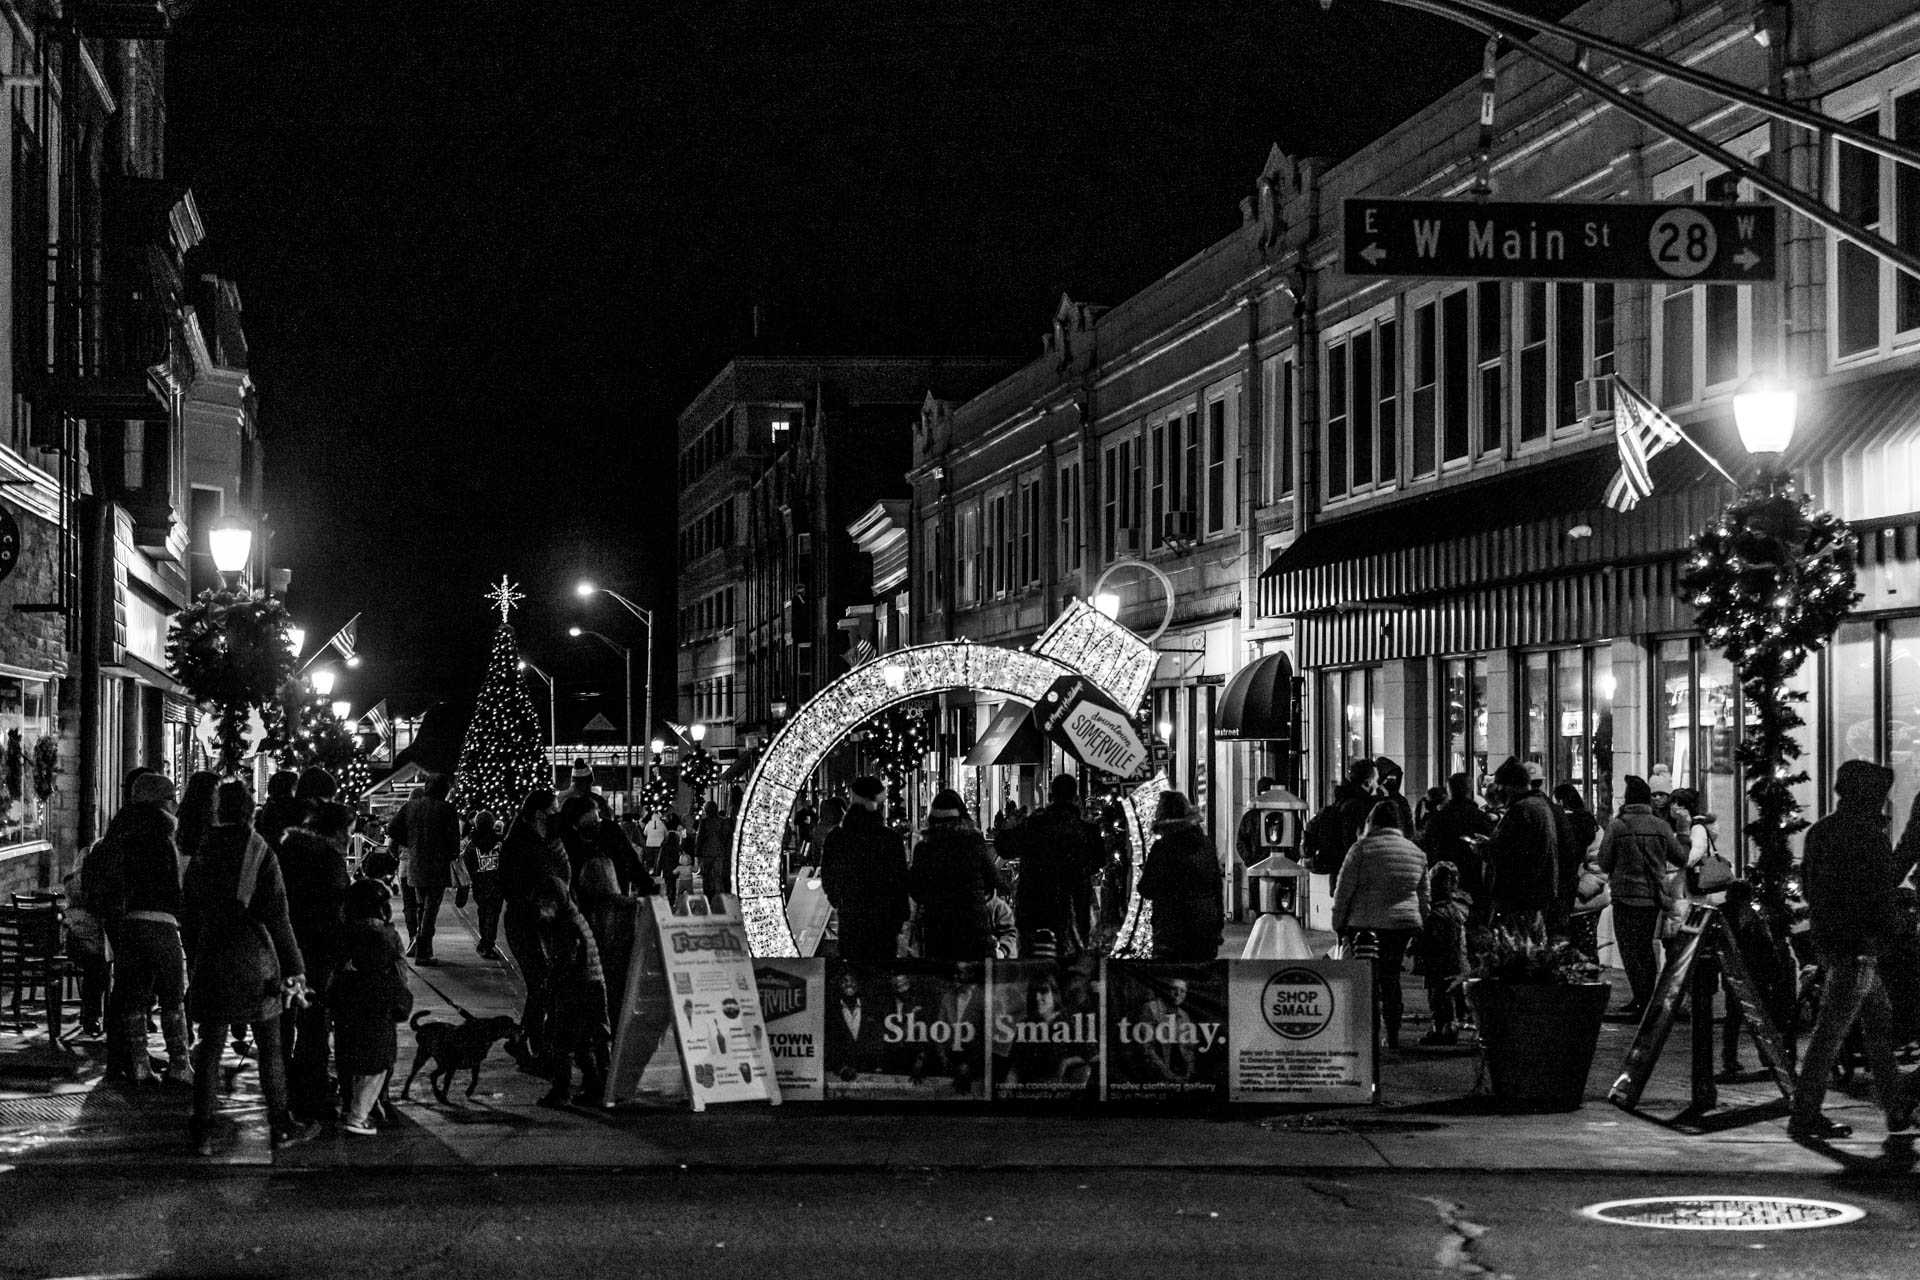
xmin=1343 ymin=199 xmax=1777 ymax=281
xmin=652 ymin=895 xmax=781 ymax=1110
xmin=1101 ymin=961 xmax=1229 ymax=1102
xmin=603 ymin=900 xmax=690 ymax=1108
xmin=1228 ymin=960 xmax=1375 ymax=1104
xmin=823 ymin=960 xmax=991 ymax=1101
xmin=1034 ymin=675 xmax=1148 ymax=778
xmin=754 ymin=958 xmax=827 ymax=1102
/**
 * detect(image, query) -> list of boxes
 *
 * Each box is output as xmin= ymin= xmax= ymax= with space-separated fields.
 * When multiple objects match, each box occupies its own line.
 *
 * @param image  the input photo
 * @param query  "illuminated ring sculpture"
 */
xmin=733 ymin=609 xmax=1166 ymax=958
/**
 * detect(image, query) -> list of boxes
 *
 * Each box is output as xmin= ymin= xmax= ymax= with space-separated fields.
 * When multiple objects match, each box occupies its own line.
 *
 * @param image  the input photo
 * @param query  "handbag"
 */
xmin=1688 ymin=828 xmax=1733 ymax=894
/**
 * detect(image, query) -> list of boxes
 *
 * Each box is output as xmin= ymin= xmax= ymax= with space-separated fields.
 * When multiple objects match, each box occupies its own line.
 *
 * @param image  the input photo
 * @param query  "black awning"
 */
xmin=1214 ymin=651 xmax=1296 ymax=742
xmin=721 ymin=747 xmax=760 ymax=782
xmin=963 ymin=699 xmax=1046 ymax=766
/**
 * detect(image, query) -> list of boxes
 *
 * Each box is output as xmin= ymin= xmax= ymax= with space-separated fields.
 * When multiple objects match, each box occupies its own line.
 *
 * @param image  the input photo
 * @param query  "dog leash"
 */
xmin=406 ymin=958 xmax=478 ymax=1021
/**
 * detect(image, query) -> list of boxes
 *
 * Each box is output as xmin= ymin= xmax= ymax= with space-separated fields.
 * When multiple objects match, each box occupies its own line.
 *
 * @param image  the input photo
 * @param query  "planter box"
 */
xmin=1467 ymin=980 xmax=1611 ymax=1112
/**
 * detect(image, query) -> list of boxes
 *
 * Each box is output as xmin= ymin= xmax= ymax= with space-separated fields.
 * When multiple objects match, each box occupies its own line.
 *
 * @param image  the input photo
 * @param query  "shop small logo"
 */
xmin=1262 ymin=968 xmax=1334 ymax=1040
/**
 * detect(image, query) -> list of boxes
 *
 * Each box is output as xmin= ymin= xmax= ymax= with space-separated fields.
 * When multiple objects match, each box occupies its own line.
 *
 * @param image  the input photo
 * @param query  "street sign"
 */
xmin=1033 ymin=675 xmax=1148 ymax=778
xmin=1343 ymin=199 xmax=1777 ymax=281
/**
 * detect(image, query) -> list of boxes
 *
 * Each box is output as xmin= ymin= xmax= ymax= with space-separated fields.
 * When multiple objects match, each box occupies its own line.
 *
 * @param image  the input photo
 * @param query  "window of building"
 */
xmin=1018 ymin=477 xmax=1042 ymax=587
xmin=1149 ymin=416 xmax=1169 ymax=550
xmin=956 ymin=502 xmax=980 ymax=607
xmin=1102 ymin=433 xmax=1140 ymax=560
xmin=921 ymin=515 xmax=941 ymax=611
xmin=1653 ymin=139 xmax=1768 ymax=399
xmin=1652 ymin=635 xmax=1781 ymax=865
xmin=1519 ymin=645 xmax=1615 ymax=815
xmin=1205 ymin=390 xmax=1239 ymax=535
xmin=1263 ymin=351 xmax=1296 ymax=502
xmin=1438 ymin=655 xmax=1490 ymax=799
xmin=989 ymin=491 xmax=1010 ymax=597
xmin=0 ymin=674 xmax=52 ymax=848
xmin=1323 ymin=316 xmax=1391 ymax=504
xmin=1824 ymin=64 xmax=1920 ymax=361
xmin=1057 ymin=457 xmax=1082 ymax=575
xmin=1317 ymin=665 xmax=1384 ymax=801
xmin=1409 ymin=287 xmax=1481 ymax=476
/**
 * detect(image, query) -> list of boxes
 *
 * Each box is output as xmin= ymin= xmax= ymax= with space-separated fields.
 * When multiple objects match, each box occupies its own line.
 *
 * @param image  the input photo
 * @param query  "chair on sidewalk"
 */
xmin=0 ymin=892 xmax=73 ymax=1037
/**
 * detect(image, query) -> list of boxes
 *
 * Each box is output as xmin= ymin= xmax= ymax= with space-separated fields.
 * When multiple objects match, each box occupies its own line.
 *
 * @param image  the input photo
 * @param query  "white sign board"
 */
xmin=651 ymin=895 xmax=783 ymax=1110
xmin=1035 ymin=675 xmax=1148 ymax=777
xmin=753 ymin=958 xmax=826 ymax=1102
xmin=1227 ymin=959 xmax=1375 ymax=1104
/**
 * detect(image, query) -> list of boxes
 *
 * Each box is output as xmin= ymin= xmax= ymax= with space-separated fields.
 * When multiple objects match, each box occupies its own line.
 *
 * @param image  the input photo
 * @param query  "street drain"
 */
xmin=1581 ymin=1196 xmax=1864 ymax=1231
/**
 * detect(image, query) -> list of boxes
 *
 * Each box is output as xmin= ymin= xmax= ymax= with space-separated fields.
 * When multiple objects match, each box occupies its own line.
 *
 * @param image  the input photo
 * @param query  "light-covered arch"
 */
xmin=732 ymin=635 xmax=1163 ymax=957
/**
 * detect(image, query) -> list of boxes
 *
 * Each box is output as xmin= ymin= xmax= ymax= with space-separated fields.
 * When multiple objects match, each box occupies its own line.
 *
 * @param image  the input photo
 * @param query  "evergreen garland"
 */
xmin=167 ymin=587 xmax=296 ymax=774
xmin=452 ymin=622 xmax=551 ymax=818
xmin=1678 ymin=471 xmax=1861 ymax=877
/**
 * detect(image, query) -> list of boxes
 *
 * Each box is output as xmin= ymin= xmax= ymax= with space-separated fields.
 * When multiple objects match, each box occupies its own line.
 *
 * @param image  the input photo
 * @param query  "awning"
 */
xmin=1214 ymin=652 xmax=1296 ymax=742
xmin=963 ymin=699 xmax=1046 ymax=766
xmin=721 ymin=747 xmax=759 ymax=782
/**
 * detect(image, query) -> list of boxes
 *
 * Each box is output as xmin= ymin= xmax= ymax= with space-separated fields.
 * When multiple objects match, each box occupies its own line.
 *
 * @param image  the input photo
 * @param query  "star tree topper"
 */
xmin=485 ymin=575 xmax=525 ymax=622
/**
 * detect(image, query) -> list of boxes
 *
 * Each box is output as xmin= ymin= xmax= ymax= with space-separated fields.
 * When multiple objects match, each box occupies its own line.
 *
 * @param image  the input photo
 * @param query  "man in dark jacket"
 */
xmin=387 ymin=772 xmax=461 ymax=964
xmin=908 ymin=789 xmax=1008 ymax=960
xmin=277 ymin=801 xmax=352 ymax=1119
xmin=1486 ymin=757 xmax=1558 ymax=927
xmin=99 ymin=772 xmax=193 ymax=1085
xmin=1008 ymin=773 xmax=1105 ymax=958
xmin=820 ymin=776 xmax=909 ymax=961
xmin=1374 ymin=757 xmax=1416 ymax=834
xmin=254 ymin=770 xmax=306 ymax=850
xmin=1308 ymin=760 xmax=1380 ymax=880
xmin=1790 ymin=760 xmax=1916 ymax=1141
xmin=1599 ymin=775 xmax=1686 ymax=1016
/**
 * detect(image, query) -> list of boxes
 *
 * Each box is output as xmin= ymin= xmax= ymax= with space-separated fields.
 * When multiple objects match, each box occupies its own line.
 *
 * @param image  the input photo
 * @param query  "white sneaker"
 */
xmin=340 ymin=1120 xmax=377 ymax=1137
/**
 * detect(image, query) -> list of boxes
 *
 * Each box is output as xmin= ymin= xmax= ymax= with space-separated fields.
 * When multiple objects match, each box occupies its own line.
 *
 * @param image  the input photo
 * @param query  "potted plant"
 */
xmin=1465 ymin=926 xmax=1611 ymax=1112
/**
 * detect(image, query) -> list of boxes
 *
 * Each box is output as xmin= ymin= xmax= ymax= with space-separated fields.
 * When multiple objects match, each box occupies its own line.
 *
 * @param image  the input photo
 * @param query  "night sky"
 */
xmin=164 ymin=0 xmax=1577 ymax=732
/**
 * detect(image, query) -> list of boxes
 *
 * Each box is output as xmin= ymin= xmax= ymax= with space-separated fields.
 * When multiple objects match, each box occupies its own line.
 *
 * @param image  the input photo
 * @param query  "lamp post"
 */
xmin=309 ymin=666 xmax=337 ymax=699
xmin=518 ymin=658 xmax=560 ymax=768
xmin=208 ymin=515 xmax=253 ymax=589
xmin=577 ymin=581 xmax=656 ymax=794
xmin=571 ymin=626 xmax=634 ymax=797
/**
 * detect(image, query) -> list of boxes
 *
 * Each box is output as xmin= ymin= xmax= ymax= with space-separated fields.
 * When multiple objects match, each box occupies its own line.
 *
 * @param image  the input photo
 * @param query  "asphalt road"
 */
xmin=1 ymin=1168 xmax=1915 ymax=1280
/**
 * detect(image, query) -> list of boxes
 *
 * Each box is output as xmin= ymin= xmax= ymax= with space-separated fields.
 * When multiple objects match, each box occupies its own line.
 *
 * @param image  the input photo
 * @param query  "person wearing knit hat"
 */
xmin=1790 ymin=758 xmax=1914 ymax=1140
xmin=819 ymin=775 xmax=910 ymax=961
xmin=1486 ymin=755 xmax=1559 ymax=926
xmin=1599 ymin=775 xmax=1687 ymax=1017
xmin=1646 ymin=764 xmax=1674 ymax=797
xmin=1004 ymin=772 xmax=1106 ymax=960
xmin=908 ymin=789 xmax=1007 ymax=960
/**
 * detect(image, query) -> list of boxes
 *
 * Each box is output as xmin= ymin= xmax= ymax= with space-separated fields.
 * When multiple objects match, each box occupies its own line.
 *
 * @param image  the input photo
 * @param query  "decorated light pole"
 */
xmin=167 ymin=517 xmax=296 ymax=775
xmin=1678 ymin=381 xmax=1861 ymax=886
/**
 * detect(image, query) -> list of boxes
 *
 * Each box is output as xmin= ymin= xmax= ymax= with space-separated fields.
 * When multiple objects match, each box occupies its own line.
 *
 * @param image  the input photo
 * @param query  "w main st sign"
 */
xmin=1343 ymin=198 xmax=1777 ymax=282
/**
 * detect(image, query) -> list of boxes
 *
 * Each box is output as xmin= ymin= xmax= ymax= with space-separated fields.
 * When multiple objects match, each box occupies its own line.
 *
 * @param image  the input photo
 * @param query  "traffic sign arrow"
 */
xmin=1360 ymin=243 xmax=1387 ymax=265
xmin=1733 ymin=247 xmax=1761 ymax=271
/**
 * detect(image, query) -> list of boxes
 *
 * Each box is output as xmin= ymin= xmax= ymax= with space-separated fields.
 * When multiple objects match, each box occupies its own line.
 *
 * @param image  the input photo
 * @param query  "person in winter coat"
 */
xmin=1373 ymin=757 xmax=1417 ymax=834
xmin=175 ymin=771 xmax=221 ymax=874
xmin=819 ymin=775 xmax=910 ymax=961
xmin=276 ymin=801 xmax=353 ymax=1121
xmin=183 ymin=781 xmax=318 ymax=1153
xmin=592 ymin=795 xmax=647 ymax=895
xmin=573 ymin=807 xmax=642 ymax=1022
xmin=695 ymin=799 xmax=735 ymax=898
xmin=329 ymin=877 xmax=410 ymax=1136
xmin=1418 ymin=860 xmax=1473 ymax=1045
xmin=499 ymin=788 xmax=565 ymax=1060
xmin=907 ymin=789 xmax=1008 ymax=960
xmin=557 ymin=793 xmax=603 ymax=883
xmin=254 ymin=770 xmax=306 ymax=852
xmin=536 ymin=878 xmax=610 ymax=1108
xmin=100 ymin=771 xmax=194 ymax=1085
xmin=1006 ymin=773 xmax=1106 ymax=959
xmin=462 ymin=810 xmax=506 ymax=958
xmin=1598 ymin=775 xmax=1688 ymax=1016
xmin=1420 ymin=772 xmax=1495 ymax=926
xmin=387 ymin=772 xmax=461 ymax=963
xmin=1332 ymin=801 xmax=1431 ymax=1049
xmin=1790 ymin=760 xmax=1916 ymax=1141
xmin=1486 ymin=757 xmax=1559 ymax=927
xmin=1138 ymin=789 xmax=1224 ymax=962
xmin=1551 ymin=783 xmax=1601 ymax=930
xmin=1306 ymin=760 xmax=1381 ymax=880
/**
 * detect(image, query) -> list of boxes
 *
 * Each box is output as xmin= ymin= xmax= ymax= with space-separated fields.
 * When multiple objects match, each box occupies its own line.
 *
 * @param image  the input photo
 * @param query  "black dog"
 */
xmin=400 ymin=1010 xmax=522 ymax=1103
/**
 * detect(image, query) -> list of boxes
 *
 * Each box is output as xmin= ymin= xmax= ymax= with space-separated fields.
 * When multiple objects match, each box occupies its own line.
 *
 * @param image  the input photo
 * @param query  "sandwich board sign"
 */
xmin=604 ymin=894 xmax=781 ymax=1111
xmin=1033 ymin=674 xmax=1148 ymax=778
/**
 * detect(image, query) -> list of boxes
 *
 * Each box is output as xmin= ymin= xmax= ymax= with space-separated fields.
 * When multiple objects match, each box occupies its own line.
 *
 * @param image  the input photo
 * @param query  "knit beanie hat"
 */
xmin=1647 ymin=765 xmax=1674 ymax=796
xmin=1492 ymin=757 xmax=1530 ymax=790
xmin=1027 ymin=929 xmax=1058 ymax=961
xmin=1623 ymin=775 xmax=1653 ymax=806
xmin=848 ymin=776 xmax=884 ymax=802
xmin=572 ymin=758 xmax=593 ymax=780
xmin=928 ymin=789 xmax=967 ymax=820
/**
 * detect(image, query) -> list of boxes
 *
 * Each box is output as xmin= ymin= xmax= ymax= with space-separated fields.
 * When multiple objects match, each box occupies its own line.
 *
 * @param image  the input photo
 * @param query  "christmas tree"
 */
xmin=453 ymin=578 xmax=550 ymax=817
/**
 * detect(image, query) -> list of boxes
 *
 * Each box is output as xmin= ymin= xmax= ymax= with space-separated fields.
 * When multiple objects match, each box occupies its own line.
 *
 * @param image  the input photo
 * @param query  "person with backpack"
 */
xmin=100 ymin=771 xmax=193 ymax=1087
xmin=1007 ymin=773 xmax=1106 ymax=959
xmin=1307 ymin=760 xmax=1381 ymax=882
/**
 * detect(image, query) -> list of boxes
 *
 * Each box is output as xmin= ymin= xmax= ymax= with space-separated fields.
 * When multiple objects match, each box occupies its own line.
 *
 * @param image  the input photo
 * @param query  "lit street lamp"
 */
xmin=309 ymin=666 xmax=337 ymax=698
xmin=577 ymin=580 xmax=656 ymax=794
xmin=570 ymin=626 xmax=634 ymax=795
xmin=208 ymin=515 xmax=253 ymax=588
xmin=330 ymin=700 xmax=352 ymax=721
xmin=1734 ymin=378 xmax=1798 ymax=457
xmin=690 ymin=722 xmax=706 ymax=743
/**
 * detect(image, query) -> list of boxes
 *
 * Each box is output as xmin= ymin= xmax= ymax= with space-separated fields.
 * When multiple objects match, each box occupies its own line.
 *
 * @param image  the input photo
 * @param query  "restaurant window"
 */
xmin=0 ymin=674 xmax=52 ymax=848
xmin=1439 ymin=655 xmax=1490 ymax=799
xmin=1316 ymin=666 xmax=1383 ymax=805
xmin=1519 ymin=645 xmax=1616 ymax=815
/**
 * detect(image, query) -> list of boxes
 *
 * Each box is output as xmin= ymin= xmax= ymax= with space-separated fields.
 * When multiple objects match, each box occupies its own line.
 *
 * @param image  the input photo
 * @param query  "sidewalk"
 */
xmin=2 ymin=904 xmax=1913 ymax=1177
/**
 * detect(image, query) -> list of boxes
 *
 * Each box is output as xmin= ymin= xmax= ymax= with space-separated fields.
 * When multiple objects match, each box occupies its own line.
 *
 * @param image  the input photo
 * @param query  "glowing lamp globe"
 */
xmin=208 ymin=516 xmax=253 ymax=576
xmin=331 ymin=700 xmax=352 ymax=720
xmin=568 ymin=626 xmax=583 ymax=637
xmin=690 ymin=722 xmax=707 ymax=743
xmin=1734 ymin=380 xmax=1798 ymax=455
xmin=1093 ymin=591 xmax=1121 ymax=620
xmin=287 ymin=626 xmax=306 ymax=658
xmin=576 ymin=581 xmax=596 ymax=598
xmin=650 ymin=737 xmax=665 ymax=755
xmin=309 ymin=667 xmax=337 ymax=697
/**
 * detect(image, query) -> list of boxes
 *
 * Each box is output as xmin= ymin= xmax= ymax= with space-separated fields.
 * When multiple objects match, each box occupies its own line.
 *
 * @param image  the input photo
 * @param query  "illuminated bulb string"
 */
xmin=452 ymin=622 xmax=551 ymax=818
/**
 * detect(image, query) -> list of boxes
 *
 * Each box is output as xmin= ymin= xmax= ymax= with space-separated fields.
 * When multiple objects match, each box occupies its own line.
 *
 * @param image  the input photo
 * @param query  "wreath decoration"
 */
xmin=641 ymin=772 xmax=676 ymax=814
xmin=166 ymin=588 xmax=297 ymax=774
xmin=1677 ymin=472 xmax=1860 ymax=875
xmin=32 ymin=735 xmax=57 ymax=801
xmin=680 ymin=745 xmax=720 ymax=796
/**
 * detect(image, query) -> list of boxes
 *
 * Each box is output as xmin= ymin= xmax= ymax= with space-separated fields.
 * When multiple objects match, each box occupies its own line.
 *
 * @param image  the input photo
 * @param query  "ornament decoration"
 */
xmin=680 ymin=746 xmax=720 ymax=797
xmin=858 ymin=703 xmax=930 ymax=787
xmin=485 ymin=575 xmax=525 ymax=623
xmin=1677 ymin=470 xmax=1861 ymax=880
xmin=167 ymin=587 xmax=297 ymax=774
xmin=641 ymin=771 xmax=676 ymax=814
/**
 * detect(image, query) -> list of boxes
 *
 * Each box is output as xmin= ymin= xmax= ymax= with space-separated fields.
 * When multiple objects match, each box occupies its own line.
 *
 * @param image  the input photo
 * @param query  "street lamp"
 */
xmin=1734 ymin=378 xmax=1798 ymax=457
xmin=331 ymin=700 xmax=352 ymax=721
xmin=518 ymin=657 xmax=560 ymax=767
xmin=650 ymin=737 xmax=665 ymax=756
xmin=287 ymin=626 xmax=306 ymax=659
xmin=309 ymin=666 xmax=337 ymax=698
xmin=570 ymin=626 xmax=634 ymax=797
xmin=690 ymin=722 xmax=707 ymax=743
xmin=208 ymin=516 xmax=253 ymax=588
xmin=576 ymin=580 xmax=657 ymax=795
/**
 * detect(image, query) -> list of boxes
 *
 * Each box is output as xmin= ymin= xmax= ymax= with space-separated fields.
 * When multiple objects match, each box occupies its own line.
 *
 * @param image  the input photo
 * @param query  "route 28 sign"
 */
xmin=1343 ymin=199 xmax=1777 ymax=282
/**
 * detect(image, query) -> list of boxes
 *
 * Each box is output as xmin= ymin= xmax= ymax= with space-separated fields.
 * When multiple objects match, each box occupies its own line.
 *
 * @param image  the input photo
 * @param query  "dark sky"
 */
xmin=165 ymin=0 xmax=1576 ymax=730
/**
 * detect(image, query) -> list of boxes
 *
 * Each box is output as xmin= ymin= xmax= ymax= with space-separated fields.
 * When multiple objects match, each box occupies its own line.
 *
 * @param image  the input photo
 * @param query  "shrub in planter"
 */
xmin=1465 ymin=926 xmax=1610 ymax=1112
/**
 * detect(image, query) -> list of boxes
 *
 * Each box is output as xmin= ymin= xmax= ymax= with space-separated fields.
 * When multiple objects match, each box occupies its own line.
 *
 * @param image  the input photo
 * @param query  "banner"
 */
xmin=989 ymin=956 xmax=1102 ymax=1101
xmin=1101 ymin=961 xmax=1228 ymax=1101
xmin=1227 ymin=960 xmax=1374 ymax=1104
xmin=652 ymin=895 xmax=781 ymax=1110
xmin=823 ymin=959 xmax=989 ymax=1101
xmin=754 ymin=958 xmax=827 ymax=1102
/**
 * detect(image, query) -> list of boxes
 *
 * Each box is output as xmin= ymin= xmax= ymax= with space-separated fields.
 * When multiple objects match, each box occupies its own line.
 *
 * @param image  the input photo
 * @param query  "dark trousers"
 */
xmin=193 ymin=1014 xmax=289 ymax=1133
xmin=281 ymin=971 xmax=333 ymax=1116
xmin=1369 ymin=928 xmax=1417 ymax=1043
xmin=475 ymin=893 xmax=504 ymax=953
xmin=1793 ymin=951 xmax=1908 ymax=1129
xmin=1613 ymin=903 xmax=1662 ymax=1009
xmin=106 ymin=920 xmax=190 ymax=1076
xmin=72 ymin=947 xmax=109 ymax=1028
xmin=403 ymin=884 xmax=446 ymax=959
xmin=502 ymin=902 xmax=550 ymax=1055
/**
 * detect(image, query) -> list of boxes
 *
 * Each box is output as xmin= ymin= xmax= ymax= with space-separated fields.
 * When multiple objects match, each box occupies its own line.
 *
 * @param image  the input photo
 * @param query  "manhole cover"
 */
xmin=1582 ymin=1196 xmax=1864 ymax=1231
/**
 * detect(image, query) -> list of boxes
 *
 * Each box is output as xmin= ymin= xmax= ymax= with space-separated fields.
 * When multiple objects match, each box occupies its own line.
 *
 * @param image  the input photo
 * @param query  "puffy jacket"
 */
xmin=908 ymin=820 xmax=1007 ymax=960
xmin=1138 ymin=817 xmax=1224 ymax=961
xmin=820 ymin=806 xmax=910 ymax=958
xmin=329 ymin=919 xmax=410 ymax=1075
xmin=1331 ymin=829 xmax=1430 ymax=933
xmin=1006 ymin=801 xmax=1105 ymax=954
xmin=1599 ymin=805 xmax=1686 ymax=908
xmin=1488 ymin=791 xmax=1560 ymax=916
xmin=1802 ymin=804 xmax=1903 ymax=957
xmin=183 ymin=826 xmax=305 ymax=1023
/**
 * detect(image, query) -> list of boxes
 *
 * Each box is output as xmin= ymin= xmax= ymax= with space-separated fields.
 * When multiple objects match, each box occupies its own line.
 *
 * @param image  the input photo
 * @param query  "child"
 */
xmin=330 ymin=877 xmax=411 ymax=1135
xmin=537 ymin=880 xmax=610 ymax=1108
xmin=672 ymin=851 xmax=702 ymax=905
xmin=1417 ymin=861 xmax=1473 ymax=1046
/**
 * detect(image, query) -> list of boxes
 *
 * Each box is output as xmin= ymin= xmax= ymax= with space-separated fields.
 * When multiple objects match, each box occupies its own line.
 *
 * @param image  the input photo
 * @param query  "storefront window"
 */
xmin=1830 ymin=621 xmax=1878 ymax=769
xmin=1698 ymin=649 xmax=1740 ymax=836
xmin=1889 ymin=617 xmax=1920 ymax=828
xmin=0 ymin=675 xmax=54 ymax=848
xmin=1440 ymin=656 xmax=1489 ymax=796
xmin=1520 ymin=646 xmax=1614 ymax=813
xmin=1317 ymin=666 xmax=1382 ymax=805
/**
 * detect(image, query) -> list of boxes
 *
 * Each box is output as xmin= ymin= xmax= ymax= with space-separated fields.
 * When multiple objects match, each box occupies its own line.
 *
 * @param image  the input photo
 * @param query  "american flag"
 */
xmin=360 ymin=699 xmax=390 ymax=750
xmin=845 ymin=638 xmax=877 ymax=668
xmin=1603 ymin=377 xmax=1685 ymax=512
xmin=326 ymin=612 xmax=361 ymax=661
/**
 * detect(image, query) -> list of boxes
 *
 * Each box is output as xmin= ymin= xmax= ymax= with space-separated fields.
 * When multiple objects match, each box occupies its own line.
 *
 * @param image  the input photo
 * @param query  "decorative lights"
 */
xmin=452 ymin=580 xmax=550 ymax=818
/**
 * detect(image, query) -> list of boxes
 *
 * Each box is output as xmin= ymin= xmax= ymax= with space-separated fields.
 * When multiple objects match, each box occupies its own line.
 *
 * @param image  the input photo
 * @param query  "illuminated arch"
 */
xmin=732 ymin=634 xmax=1165 ymax=958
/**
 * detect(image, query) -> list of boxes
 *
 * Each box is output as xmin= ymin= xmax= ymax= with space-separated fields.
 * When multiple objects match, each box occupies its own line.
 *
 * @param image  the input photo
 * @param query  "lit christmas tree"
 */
xmin=453 ymin=578 xmax=550 ymax=817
